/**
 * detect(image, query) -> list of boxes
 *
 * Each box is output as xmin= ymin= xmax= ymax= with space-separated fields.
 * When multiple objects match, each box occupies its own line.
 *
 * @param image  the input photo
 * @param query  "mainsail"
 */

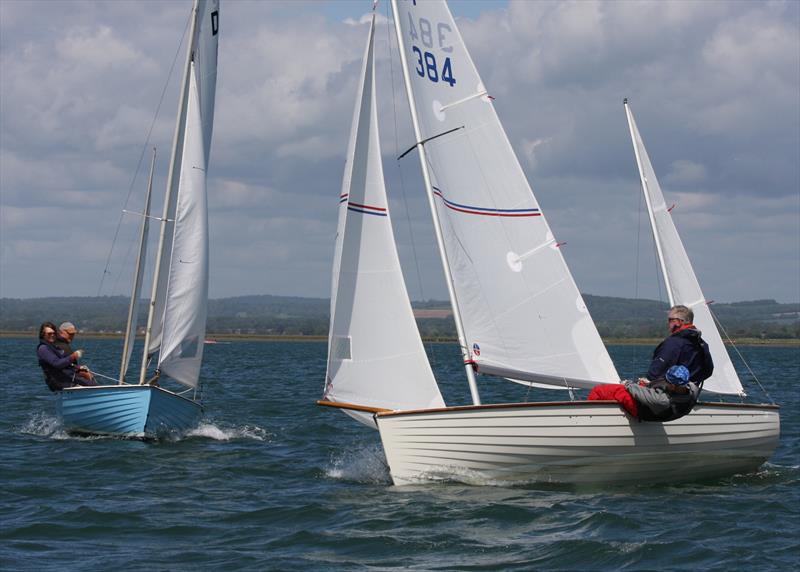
xmin=141 ymin=0 xmax=219 ymax=388
xmin=392 ymin=0 xmax=619 ymax=389
xmin=157 ymin=64 xmax=209 ymax=388
xmin=324 ymin=13 xmax=445 ymax=424
xmin=624 ymin=102 xmax=743 ymax=396
xmin=148 ymin=0 xmax=219 ymax=363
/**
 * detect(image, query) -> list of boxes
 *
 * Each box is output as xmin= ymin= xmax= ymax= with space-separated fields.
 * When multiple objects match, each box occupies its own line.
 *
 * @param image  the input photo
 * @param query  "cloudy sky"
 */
xmin=1 ymin=0 xmax=798 ymax=304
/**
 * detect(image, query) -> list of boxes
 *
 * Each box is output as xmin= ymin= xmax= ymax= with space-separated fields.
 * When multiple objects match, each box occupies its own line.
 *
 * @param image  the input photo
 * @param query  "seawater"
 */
xmin=1 ymin=338 xmax=798 ymax=571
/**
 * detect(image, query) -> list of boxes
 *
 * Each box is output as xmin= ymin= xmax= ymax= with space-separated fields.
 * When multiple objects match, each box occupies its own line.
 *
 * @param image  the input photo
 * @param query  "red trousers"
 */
xmin=588 ymin=384 xmax=639 ymax=417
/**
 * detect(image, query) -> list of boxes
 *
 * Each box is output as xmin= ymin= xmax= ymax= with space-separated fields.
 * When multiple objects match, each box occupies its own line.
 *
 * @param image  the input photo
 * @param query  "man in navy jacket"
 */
xmin=644 ymin=304 xmax=714 ymax=386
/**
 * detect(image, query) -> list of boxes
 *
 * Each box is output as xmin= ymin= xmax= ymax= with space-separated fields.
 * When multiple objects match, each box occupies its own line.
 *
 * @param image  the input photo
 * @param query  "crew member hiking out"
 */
xmin=588 ymin=304 xmax=713 ymax=422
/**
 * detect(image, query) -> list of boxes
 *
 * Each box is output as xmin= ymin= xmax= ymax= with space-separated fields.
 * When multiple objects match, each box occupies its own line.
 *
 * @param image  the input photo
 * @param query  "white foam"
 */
xmin=18 ymin=412 xmax=70 ymax=439
xmin=184 ymin=422 xmax=269 ymax=441
xmin=325 ymin=443 xmax=392 ymax=484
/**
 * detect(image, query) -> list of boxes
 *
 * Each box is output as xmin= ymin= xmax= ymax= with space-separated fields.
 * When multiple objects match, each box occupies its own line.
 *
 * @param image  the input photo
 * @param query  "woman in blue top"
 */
xmin=36 ymin=322 xmax=96 ymax=391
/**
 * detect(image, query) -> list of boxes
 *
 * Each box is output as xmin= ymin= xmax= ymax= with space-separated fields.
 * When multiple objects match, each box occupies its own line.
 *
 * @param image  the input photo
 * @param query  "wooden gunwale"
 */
xmin=316 ymin=399 xmax=392 ymax=414
xmin=374 ymin=400 xmax=779 ymax=418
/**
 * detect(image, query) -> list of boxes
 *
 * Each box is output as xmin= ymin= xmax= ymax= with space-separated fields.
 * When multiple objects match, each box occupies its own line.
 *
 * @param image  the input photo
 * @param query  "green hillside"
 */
xmin=1 ymin=294 xmax=797 ymax=340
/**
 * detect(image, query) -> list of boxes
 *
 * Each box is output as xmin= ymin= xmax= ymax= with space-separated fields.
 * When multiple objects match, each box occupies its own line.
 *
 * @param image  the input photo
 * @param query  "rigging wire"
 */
xmin=96 ymin=10 xmax=192 ymax=297
xmin=385 ymin=2 xmax=426 ymax=304
xmin=384 ymin=2 xmax=440 ymax=372
xmin=710 ymin=310 xmax=775 ymax=404
xmin=630 ymin=179 xmax=645 ymax=378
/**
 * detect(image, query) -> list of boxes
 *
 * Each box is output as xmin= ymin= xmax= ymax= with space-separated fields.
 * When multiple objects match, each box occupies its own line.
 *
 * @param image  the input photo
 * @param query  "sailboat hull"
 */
xmin=376 ymin=401 xmax=779 ymax=486
xmin=59 ymin=385 xmax=202 ymax=439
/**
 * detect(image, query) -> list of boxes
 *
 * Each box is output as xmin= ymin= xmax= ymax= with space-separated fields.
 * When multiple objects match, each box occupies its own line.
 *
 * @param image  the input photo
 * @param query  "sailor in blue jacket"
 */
xmin=645 ymin=305 xmax=714 ymax=386
xmin=36 ymin=322 xmax=96 ymax=391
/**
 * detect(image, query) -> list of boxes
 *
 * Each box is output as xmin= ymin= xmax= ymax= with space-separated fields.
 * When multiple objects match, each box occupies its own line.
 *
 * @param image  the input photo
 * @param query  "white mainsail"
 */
xmin=393 ymin=0 xmax=619 ymax=389
xmin=157 ymin=64 xmax=209 ymax=389
xmin=324 ymin=14 xmax=445 ymax=423
xmin=624 ymin=102 xmax=743 ymax=396
xmin=149 ymin=0 xmax=219 ymax=361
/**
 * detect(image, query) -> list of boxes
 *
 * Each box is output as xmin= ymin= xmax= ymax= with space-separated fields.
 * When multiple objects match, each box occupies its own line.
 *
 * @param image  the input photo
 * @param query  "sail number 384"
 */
xmin=408 ymin=14 xmax=456 ymax=87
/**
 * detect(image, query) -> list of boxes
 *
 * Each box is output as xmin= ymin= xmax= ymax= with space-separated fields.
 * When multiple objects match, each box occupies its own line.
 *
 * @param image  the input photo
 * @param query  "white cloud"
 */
xmin=665 ymin=160 xmax=708 ymax=185
xmin=0 ymin=0 xmax=797 ymax=303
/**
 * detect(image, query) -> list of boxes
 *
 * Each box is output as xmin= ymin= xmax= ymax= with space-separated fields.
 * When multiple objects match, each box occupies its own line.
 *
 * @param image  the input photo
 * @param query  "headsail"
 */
xmin=392 ymin=0 xmax=619 ymax=389
xmin=324 ymin=13 xmax=445 ymax=425
xmin=624 ymin=101 xmax=743 ymax=396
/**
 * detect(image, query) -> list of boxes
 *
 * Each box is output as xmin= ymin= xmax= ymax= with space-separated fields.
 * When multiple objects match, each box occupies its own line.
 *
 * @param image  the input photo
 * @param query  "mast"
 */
xmin=139 ymin=0 xmax=202 ymax=385
xmin=390 ymin=0 xmax=480 ymax=405
xmin=120 ymin=147 xmax=156 ymax=384
xmin=624 ymin=98 xmax=675 ymax=305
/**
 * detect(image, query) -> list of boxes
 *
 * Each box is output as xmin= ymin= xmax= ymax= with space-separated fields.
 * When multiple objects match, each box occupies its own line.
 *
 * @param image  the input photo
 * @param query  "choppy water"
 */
xmin=1 ymin=338 xmax=798 ymax=571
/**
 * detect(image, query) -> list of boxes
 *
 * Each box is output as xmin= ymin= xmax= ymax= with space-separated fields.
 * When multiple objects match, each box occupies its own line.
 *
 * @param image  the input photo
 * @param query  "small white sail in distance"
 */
xmin=624 ymin=101 xmax=743 ymax=396
xmin=393 ymin=0 xmax=619 ymax=390
xmin=324 ymin=13 xmax=445 ymax=426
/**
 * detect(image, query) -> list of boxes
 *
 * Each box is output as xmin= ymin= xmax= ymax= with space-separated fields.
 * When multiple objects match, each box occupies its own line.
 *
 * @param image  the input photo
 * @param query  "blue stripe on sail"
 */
xmin=432 ymin=187 xmax=540 ymax=217
xmin=347 ymin=201 xmax=387 ymax=217
xmin=348 ymin=206 xmax=388 ymax=216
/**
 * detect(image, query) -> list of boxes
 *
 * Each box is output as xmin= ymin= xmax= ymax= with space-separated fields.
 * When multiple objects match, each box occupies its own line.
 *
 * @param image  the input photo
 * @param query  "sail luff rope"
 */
xmin=96 ymin=9 xmax=193 ymax=297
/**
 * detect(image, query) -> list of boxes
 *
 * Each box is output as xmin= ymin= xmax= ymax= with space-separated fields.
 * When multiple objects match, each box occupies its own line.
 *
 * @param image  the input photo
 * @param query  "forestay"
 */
xmin=120 ymin=151 xmax=155 ymax=383
xmin=393 ymin=0 xmax=619 ymax=389
xmin=324 ymin=14 xmax=445 ymax=424
xmin=625 ymin=103 xmax=743 ymax=396
xmin=149 ymin=0 xmax=220 ymax=361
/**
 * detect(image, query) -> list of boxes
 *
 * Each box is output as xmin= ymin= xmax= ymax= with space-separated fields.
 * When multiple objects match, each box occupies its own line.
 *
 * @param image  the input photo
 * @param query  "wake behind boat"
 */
xmin=60 ymin=0 xmax=220 ymax=439
xmin=318 ymin=0 xmax=779 ymax=486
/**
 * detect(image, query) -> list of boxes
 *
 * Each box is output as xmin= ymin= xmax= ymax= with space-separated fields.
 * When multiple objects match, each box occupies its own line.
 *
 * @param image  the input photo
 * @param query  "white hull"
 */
xmin=376 ymin=401 xmax=780 ymax=486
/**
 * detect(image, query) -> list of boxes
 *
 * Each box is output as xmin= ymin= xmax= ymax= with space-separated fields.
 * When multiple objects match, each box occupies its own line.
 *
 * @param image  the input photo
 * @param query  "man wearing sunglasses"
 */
xmin=588 ymin=304 xmax=713 ymax=421
xmin=642 ymin=305 xmax=714 ymax=387
xmin=53 ymin=321 xmax=95 ymax=384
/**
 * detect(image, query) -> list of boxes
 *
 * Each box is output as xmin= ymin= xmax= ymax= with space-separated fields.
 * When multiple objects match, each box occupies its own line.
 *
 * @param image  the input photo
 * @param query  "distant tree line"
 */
xmin=1 ymin=294 xmax=797 ymax=340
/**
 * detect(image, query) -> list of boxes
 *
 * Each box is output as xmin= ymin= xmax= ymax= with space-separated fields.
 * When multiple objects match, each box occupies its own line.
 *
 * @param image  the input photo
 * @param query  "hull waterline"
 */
xmin=59 ymin=385 xmax=202 ymax=438
xmin=375 ymin=401 xmax=780 ymax=486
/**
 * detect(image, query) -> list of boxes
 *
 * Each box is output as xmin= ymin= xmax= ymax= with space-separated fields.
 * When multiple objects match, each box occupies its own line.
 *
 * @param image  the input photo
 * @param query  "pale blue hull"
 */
xmin=59 ymin=385 xmax=202 ymax=438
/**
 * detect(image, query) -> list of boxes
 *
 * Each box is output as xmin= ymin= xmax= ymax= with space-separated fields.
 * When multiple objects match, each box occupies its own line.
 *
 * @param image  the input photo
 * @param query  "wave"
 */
xmin=325 ymin=442 xmax=392 ymax=484
xmin=16 ymin=412 xmax=101 ymax=441
xmin=183 ymin=422 xmax=270 ymax=442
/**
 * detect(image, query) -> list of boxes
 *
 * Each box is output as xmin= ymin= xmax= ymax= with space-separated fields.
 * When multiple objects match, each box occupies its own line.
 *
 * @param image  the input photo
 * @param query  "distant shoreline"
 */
xmin=3 ymin=331 xmax=797 ymax=346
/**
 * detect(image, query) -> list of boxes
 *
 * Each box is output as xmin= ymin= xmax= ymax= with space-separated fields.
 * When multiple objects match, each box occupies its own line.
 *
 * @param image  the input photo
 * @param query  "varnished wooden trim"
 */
xmin=375 ymin=399 xmax=779 ymax=418
xmin=316 ymin=399 xmax=392 ymax=414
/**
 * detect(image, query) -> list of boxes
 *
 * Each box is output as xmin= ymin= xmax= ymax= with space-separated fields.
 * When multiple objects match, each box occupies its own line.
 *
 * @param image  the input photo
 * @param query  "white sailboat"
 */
xmin=319 ymin=0 xmax=779 ymax=486
xmin=60 ymin=0 xmax=220 ymax=438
